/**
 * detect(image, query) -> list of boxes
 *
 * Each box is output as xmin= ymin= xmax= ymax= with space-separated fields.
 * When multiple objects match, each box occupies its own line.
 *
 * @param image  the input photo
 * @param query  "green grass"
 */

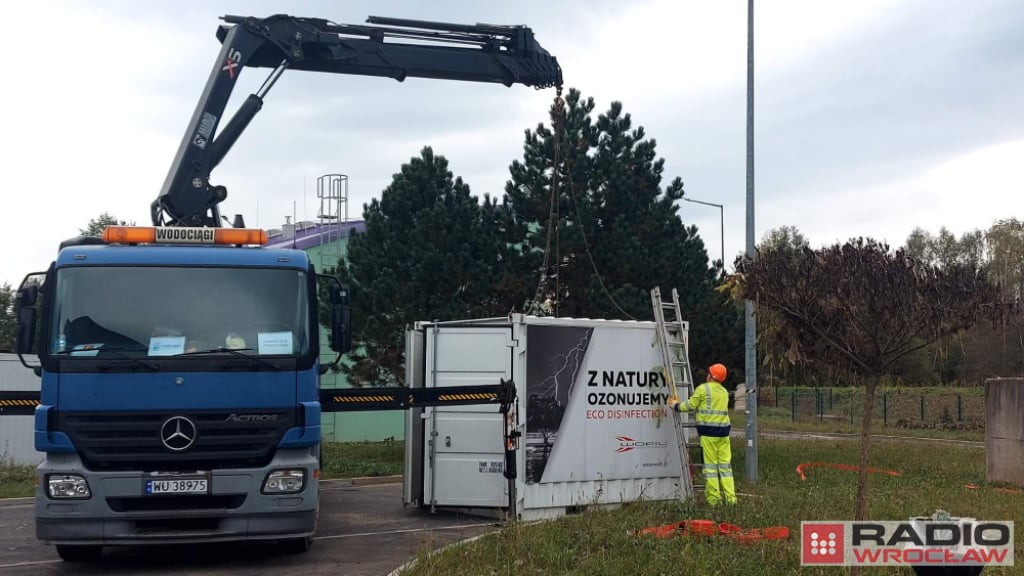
xmin=400 ymin=438 xmax=1022 ymax=576
xmin=320 ymin=439 xmax=404 ymax=479
xmin=0 ymin=462 xmax=35 ymax=498
xmin=0 ymin=440 xmax=405 ymax=500
xmin=737 ymin=406 xmax=986 ymax=442
xmin=744 ymin=385 xmax=988 ymax=442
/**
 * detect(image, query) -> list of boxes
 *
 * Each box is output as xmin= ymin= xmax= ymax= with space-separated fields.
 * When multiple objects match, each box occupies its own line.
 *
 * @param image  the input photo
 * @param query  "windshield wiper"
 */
xmin=55 ymin=347 xmax=159 ymax=372
xmin=177 ymin=347 xmax=282 ymax=371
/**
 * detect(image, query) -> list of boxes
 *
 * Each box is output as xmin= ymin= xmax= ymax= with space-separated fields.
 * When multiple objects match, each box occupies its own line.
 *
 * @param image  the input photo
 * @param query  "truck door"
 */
xmin=424 ymin=325 xmax=513 ymax=509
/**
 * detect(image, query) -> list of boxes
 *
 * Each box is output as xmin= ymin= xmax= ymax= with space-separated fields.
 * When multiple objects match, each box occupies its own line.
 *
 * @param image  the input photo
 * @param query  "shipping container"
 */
xmin=0 ymin=353 xmax=42 ymax=466
xmin=402 ymin=314 xmax=694 ymax=521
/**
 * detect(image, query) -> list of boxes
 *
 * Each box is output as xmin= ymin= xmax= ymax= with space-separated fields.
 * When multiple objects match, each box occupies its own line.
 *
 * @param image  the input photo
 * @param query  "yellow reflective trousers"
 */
xmin=700 ymin=435 xmax=736 ymax=506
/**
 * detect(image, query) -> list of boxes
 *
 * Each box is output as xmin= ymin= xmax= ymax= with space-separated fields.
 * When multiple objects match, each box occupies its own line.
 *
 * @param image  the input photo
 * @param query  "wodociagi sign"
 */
xmin=801 ymin=520 xmax=1015 ymax=566
xmin=524 ymin=324 xmax=683 ymax=484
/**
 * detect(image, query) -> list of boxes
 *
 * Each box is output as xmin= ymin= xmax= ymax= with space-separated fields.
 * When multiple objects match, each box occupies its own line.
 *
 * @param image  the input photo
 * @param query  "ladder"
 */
xmin=650 ymin=286 xmax=703 ymax=499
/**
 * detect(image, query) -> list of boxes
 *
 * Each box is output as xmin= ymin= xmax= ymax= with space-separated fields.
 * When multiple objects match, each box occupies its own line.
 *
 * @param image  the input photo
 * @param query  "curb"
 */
xmin=386 ymin=517 xmax=558 ymax=576
xmin=385 ymin=530 xmax=496 ymax=576
xmin=0 ymin=496 xmax=33 ymax=507
xmin=320 ymin=474 xmax=403 ymax=487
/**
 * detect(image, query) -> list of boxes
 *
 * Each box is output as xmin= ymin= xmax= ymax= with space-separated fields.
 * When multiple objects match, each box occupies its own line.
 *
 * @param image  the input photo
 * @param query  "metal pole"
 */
xmin=744 ymin=0 xmax=758 ymax=483
xmin=681 ymin=197 xmax=725 ymax=269
xmin=720 ymin=206 xmax=725 ymax=270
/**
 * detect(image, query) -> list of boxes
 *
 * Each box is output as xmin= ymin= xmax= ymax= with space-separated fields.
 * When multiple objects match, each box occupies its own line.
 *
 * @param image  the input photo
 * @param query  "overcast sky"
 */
xmin=1 ymin=0 xmax=1021 ymax=288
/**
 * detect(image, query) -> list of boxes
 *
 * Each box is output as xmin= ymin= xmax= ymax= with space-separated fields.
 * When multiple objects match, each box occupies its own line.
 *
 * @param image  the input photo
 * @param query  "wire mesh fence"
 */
xmin=755 ymin=387 xmax=986 ymax=432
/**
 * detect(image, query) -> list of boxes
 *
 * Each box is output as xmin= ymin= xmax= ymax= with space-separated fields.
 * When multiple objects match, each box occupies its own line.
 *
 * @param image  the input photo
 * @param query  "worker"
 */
xmin=668 ymin=363 xmax=736 ymax=506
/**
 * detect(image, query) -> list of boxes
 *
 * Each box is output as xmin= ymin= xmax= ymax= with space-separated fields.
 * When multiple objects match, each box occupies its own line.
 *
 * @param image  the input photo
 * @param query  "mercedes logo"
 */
xmin=160 ymin=416 xmax=197 ymax=452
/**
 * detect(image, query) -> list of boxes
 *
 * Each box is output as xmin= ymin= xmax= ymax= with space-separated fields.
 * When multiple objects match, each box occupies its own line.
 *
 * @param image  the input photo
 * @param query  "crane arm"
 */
xmin=151 ymin=13 xmax=563 ymax=227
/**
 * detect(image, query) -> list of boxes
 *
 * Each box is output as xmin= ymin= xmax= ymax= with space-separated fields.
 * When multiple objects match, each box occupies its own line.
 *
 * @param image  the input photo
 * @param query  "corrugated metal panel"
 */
xmin=0 ymin=354 xmax=42 ymax=465
xmin=520 ymin=477 xmax=683 ymax=520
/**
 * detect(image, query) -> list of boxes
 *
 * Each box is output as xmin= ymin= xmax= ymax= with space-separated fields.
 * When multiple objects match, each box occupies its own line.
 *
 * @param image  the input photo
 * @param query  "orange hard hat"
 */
xmin=708 ymin=363 xmax=727 ymax=382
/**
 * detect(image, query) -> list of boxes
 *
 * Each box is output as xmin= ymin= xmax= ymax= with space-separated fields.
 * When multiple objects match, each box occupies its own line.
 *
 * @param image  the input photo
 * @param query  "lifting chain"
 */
xmin=527 ymin=84 xmax=566 ymax=316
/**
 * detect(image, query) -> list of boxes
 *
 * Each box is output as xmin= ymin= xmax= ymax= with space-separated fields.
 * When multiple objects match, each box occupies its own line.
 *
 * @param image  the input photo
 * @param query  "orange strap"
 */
xmin=633 ymin=520 xmax=789 ymax=543
xmin=796 ymin=462 xmax=901 ymax=481
xmin=964 ymin=484 xmax=1024 ymax=495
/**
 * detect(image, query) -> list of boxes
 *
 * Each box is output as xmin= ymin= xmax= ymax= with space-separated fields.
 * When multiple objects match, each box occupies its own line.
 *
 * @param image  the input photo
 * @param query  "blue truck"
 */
xmin=8 ymin=12 xmax=559 ymax=562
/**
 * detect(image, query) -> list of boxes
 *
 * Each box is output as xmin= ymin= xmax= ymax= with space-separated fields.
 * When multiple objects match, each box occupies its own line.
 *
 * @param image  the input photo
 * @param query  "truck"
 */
xmin=9 ymin=13 xmax=561 ymax=562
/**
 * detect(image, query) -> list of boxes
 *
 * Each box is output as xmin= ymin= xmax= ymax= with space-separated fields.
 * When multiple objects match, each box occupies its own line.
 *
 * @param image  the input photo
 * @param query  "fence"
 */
xmin=755 ymin=387 xmax=985 ymax=431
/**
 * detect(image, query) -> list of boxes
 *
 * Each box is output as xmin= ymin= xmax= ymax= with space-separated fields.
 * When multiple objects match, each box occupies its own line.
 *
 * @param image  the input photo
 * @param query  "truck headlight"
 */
xmin=47 ymin=474 xmax=91 ymax=499
xmin=262 ymin=469 xmax=306 ymax=494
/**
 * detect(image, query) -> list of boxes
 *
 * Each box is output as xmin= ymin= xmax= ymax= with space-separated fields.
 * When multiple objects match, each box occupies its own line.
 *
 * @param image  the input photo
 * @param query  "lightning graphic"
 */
xmin=534 ymin=330 xmax=591 ymax=404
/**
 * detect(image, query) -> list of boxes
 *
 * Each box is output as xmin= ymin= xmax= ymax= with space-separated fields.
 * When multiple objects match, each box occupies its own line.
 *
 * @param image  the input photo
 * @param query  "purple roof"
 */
xmin=264 ymin=220 xmax=367 ymax=251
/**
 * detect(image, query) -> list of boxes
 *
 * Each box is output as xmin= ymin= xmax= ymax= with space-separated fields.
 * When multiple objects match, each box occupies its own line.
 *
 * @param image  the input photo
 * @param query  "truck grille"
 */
xmin=56 ymin=409 xmax=298 ymax=472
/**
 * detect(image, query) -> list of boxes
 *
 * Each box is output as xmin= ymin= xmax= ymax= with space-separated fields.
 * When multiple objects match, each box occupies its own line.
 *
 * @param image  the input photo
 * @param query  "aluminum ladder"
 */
xmin=651 ymin=286 xmax=703 ymax=499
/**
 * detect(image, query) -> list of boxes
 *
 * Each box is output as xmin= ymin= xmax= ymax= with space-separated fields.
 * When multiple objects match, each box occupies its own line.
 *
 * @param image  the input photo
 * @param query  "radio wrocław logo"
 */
xmin=801 ymin=520 xmax=1014 ymax=567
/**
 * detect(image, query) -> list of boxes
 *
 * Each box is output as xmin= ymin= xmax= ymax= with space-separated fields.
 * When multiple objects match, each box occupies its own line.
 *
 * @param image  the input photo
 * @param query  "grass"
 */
xmin=400 ymin=437 xmax=1023 ymax=576
xmin=737 ymin=407 xmax=986 ymax=442
xmin=320 ymin=439 xmax=405 ymax=479
xmin=0 ymin=462 xmax=35 ymax=499
xmin=0 ymin=440 xmax=406 ymax=500
xmin=744 ymin=386 xmax=988 ymax=442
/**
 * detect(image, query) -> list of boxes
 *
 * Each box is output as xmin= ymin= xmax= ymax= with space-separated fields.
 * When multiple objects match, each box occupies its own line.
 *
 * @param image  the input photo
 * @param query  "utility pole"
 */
xmin=681 ymin=197 xmax=724 ymax=269
xmin=744 ymin=0 xmax=759 ymax=483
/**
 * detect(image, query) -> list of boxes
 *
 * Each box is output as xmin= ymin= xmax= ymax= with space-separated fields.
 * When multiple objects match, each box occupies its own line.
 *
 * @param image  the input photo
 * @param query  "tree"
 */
xmin=0 ymin=282 xmax=15 ymax=352
xmin=985 ymin=218 xmax=1024 ymax=304
xmin=904 ymin=225 xmax=986 ymax=272
xmin=327 ymin=146 xmax=508 ymax=387
xmin=900 ymin=222 xmax=1023 ymax=383
xmin=719 ymin=226 xmax=816 ymax=388
xmin=759 ymin=225 xmax=809 ymax=254
xmin=80 ymin=212 xmax=133 ymax=237
xmin=734 ymin=237 xmax=1004 ymax=524
xmin=501 ymin=88 xmax=743 ymax=380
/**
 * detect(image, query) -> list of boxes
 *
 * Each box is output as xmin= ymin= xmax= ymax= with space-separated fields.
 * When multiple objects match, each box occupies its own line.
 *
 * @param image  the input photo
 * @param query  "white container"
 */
xmin=0 ymin=353 xmax=42 ymax=466
xmin=402 ymin=314 xmax=693 ymax=521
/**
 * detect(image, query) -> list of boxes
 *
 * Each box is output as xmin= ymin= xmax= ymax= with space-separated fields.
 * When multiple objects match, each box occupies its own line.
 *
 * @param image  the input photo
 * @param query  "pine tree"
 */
xmin=0 ymin=282 xmax=15 ymax=352
xmin=502 ymin=88 xmax=744 ymax=379
xmin=331 ymin=146 xmax=507 ymax=386
xmin=79 ymin=212 xmax=132 ymax=236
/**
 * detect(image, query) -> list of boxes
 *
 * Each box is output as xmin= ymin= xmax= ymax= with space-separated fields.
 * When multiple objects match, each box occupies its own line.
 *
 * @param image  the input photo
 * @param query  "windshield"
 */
xmin=49 ymin=266 xmax=311 ymax=358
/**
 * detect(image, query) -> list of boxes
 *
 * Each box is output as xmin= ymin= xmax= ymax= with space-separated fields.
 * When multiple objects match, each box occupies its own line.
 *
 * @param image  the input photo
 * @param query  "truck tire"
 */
xmin=55 ymin=544 xmax=102 ymax=562
xmin=280 ymin=535 xmax=314 ymax=554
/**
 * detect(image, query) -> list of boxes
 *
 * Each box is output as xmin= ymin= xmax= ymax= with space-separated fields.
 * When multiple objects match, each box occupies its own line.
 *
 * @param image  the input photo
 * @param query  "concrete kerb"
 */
xmin=385 ymin=530 xmax=496 ymax=576
xmin=320 ymin=474 xmax=404 ymax=487
xmin=385 ymin=518 xmax=554 ymax=576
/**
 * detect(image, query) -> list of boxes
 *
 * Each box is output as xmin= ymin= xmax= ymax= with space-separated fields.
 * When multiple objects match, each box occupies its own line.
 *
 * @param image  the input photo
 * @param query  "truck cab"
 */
xmin=14 ymin=225 xmax=351 ymax=561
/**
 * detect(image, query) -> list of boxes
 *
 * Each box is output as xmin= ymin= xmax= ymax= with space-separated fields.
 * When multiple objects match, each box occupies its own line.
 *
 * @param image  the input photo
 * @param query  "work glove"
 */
xmin=667 ymin=397 xmax=680 ymax=410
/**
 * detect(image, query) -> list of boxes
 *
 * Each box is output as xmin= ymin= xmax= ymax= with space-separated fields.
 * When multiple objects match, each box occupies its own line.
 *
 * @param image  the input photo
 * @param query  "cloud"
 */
xmin=0 ymin=0 xmax=1021 ymax=290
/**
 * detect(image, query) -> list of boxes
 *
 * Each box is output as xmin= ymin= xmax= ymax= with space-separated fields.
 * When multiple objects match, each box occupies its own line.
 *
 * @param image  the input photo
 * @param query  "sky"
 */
xmin=1 ymin=0 xmax=1021 ymax=288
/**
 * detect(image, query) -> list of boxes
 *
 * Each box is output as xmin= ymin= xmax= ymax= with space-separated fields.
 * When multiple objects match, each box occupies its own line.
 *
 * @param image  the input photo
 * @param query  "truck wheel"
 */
xmin=280 ymin=535 xmax=314 ymax=554
xmin=55 ymin=544 xmax=102 ymax=562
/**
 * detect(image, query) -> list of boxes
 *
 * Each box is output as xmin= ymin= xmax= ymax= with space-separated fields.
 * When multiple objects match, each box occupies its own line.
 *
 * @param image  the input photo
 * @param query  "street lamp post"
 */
xmin=682 ymin=197 xmax=724 ymax=269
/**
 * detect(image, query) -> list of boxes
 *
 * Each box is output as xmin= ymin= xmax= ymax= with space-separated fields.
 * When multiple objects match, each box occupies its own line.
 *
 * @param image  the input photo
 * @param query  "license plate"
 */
xmin=145 ymin=478 xmax=209 ymax=495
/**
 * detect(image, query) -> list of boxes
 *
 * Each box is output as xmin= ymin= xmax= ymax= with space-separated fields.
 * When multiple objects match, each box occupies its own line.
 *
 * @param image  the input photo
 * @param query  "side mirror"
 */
xmin=15 ymin=306 xmax=37 ymax=355
xmin=14 ymin=271 xmax=46 ymax=371
xmin=328 ymin=283 xmax=352 ymax=354
xmin=17 ymin=283 xmax=39 ymax=307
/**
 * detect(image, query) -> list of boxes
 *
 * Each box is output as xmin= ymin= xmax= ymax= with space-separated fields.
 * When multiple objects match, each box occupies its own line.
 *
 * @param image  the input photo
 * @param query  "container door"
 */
xmin=403 ymin=328 xmax=426 ymax=507
xmin=425 ymin=326 xmax=514 ymax=508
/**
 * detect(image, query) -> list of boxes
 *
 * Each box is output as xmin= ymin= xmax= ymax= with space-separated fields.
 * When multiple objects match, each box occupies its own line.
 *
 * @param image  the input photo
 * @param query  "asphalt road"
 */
xmin=0 ymin=431 xmax=980 ymax=575
xmin=0 ymin=481 xmax=500 ymax=576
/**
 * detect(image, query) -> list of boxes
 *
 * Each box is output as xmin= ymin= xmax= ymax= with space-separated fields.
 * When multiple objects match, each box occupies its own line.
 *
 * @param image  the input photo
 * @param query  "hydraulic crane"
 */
xmin=4 ymin=13 xmax=560 ymax=558
xmin=151 ymin=13 xmax=562 ymax=228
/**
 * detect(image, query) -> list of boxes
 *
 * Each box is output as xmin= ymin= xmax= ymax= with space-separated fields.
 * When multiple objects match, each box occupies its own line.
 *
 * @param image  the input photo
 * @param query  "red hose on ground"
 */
xmin=796 ymin=462 xmax=901 ymax=481
xmin=633 ymin=519 xmax=790 ymax=544
xmin=964 ymin=484 xmax=1024 ymax=495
